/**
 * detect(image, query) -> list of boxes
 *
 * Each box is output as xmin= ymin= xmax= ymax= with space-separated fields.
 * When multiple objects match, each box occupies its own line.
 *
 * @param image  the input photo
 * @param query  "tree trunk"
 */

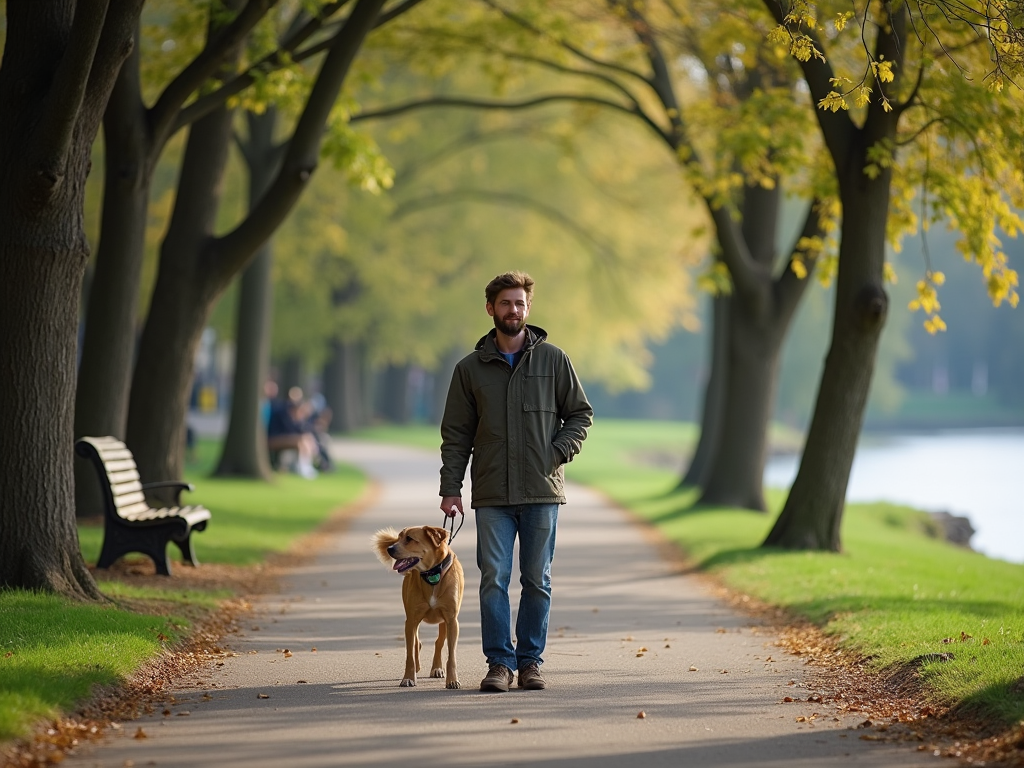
xmin=431 ymin=348 xmax=464 ymax=425
xmin=126 ymin=0 xmax=386 ymax=482
xmin=696 ymin=299 xmax=783 ymax=509
xmin=678 ymin=295 xmax=729 ymax=488
xmin=279 ymin=354 xmax=305 ymax=395
xmin=0 ymin=0 xmax=143 ymax=596
xmin=214 ymin=109 xmax=280 ymax=479
xmin=764 ymin=143 xmax=892 ymax=550
xmin=126 ymin=102 xmax=235 ymax=484
xmin=322 ymin=339 xmax=366 ymax=433
xmin=75 ymin=48 xmax=152 ymax=517
xmin=378 ymin=363 xmax=412 ymax=423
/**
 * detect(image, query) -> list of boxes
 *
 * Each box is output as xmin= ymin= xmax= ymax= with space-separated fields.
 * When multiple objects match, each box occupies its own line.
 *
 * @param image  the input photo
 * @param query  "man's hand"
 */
xmin=440 ymin=495 xmax=464 ymax=518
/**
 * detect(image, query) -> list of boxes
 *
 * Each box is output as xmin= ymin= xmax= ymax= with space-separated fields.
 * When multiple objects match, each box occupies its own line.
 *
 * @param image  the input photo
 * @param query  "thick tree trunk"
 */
xmin=0 ymin=239 xmax=105 ymax=598
xmin=214 ymin=109 xmax=279 ymax=479
xmin=127 ymin=103 xmax=235 ymax=484
xmin=678 ymin=295 xmax=729 ymax=489
xmin=214 ymin=243 xmax=275 ymax=477
xmin=764 ymin=147 xmax=892 ymax=550
xmin=696 ymin=184 xmax=784 ymax=509
xmin=697 ymin=302 xmax=784 ymax=509
xmin=0 ymin=0 xmax=142 ymax=596
xmin=75 ymin=51 xmax=152 ymax=516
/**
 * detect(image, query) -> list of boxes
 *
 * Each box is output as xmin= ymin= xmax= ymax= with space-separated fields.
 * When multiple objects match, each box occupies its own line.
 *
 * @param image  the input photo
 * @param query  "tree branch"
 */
xmin=760 ymin=0 xmax=853 ymax=170
xmin=173 ymin=0 xmax=355 ymax=132
xmin=29 ymin=0 xmax=112 ymax=196
xmin=392 ymin=188 xmax=617 ymax=262
xmin=479 ymin=0 xmax=653 ymax=89
xmin=150 ymin=0 xmax=278 ymax=143
xmin=775 ymin=197 xmax=826 ymax=323
xmin=350 ymin=94 xmax=672 ymax=145
xmin=213 ymin=0 xmax=387 ymax=279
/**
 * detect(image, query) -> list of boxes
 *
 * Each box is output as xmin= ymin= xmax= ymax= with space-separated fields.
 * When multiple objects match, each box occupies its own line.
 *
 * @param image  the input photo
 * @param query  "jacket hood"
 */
xmin=475 ymin=324 xmax=548 ymax=357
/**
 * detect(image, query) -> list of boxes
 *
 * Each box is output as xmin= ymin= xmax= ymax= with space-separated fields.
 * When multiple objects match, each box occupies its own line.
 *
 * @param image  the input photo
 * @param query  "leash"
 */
xmin=443 ymin=508 xmax=464 ymax=545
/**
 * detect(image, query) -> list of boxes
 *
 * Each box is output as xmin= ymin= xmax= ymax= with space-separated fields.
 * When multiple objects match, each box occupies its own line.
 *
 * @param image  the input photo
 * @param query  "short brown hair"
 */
xmin=485 ymin=271 xmax=535 ymax=306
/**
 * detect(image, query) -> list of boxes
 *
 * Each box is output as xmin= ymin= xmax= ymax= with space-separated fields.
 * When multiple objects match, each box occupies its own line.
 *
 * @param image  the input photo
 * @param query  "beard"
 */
xmin=493 ymin=313 xmax=525 ymax=337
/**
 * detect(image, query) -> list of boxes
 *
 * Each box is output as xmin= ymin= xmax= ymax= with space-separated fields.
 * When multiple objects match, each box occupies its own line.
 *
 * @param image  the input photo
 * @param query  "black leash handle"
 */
xmin=443 ymin=507 xmax=464 ymax=545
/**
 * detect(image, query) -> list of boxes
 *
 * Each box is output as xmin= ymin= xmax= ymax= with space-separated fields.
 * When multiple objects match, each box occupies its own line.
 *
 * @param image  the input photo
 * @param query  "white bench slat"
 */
xmin=118 ymin=501 xmax=151 ymax=519
xmin=95 ymin=447 xmax=134 ymax=462
xmin=110 ymin=480 xmax=143 ymax=497
xmin=107 ymin=469 xmax=141 ymax=485
xmin=114 ymin=490 xmax=147 ymax=509
xmin=103 ymin=459 xmax=138 ymax=473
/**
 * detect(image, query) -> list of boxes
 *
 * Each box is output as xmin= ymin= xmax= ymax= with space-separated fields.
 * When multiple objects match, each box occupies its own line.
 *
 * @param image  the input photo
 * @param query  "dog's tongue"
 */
xmin=393 ymin=558 xmax=419 ymax=573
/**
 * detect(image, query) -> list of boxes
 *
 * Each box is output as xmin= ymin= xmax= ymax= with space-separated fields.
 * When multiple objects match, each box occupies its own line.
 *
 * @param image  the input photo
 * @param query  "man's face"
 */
xmin=487 ymin=287 xmax=530 ymax=337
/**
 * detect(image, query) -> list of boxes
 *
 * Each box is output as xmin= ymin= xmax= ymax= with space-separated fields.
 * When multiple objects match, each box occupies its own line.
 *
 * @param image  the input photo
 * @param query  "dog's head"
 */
xmin=372 ymin=525 xmax=450 ymax=574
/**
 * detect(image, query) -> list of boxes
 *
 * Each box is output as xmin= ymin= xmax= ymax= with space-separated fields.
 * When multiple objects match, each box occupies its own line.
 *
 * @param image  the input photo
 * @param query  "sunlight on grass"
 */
xmin=0 ymin=591 xmax=190 ymax=741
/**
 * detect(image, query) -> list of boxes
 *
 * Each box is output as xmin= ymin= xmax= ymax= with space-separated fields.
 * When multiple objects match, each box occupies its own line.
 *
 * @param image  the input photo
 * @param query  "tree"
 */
xmin=125 ymin=0 xmax=403 ymax=484
xmin=0 ymin=0 xmax=145 ymax=596
xmin=762 ymin=0 xmax=1022 ymax=549
xmin=364 ymin=0 xmax=837 ymax=510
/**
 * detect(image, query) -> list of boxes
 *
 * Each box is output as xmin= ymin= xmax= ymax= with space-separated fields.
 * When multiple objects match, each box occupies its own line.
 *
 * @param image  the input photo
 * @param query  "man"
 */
xmin=440 ymin=271 xmax=593 ymax=693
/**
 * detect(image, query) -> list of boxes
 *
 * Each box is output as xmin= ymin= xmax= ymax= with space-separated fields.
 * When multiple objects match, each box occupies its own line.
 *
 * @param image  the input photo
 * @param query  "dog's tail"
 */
xmin=371 ymin=527 xmax=399 ymax=566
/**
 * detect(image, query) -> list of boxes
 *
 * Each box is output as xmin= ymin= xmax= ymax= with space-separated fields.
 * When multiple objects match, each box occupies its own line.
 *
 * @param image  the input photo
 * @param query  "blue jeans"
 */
xmin=476 ymin=504 xmax=559 ymax=672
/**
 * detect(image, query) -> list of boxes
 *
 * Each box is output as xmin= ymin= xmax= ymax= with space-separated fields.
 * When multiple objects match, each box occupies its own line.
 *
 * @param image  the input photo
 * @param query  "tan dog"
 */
xmin=372 ymin=525 xmax=464 ymax=689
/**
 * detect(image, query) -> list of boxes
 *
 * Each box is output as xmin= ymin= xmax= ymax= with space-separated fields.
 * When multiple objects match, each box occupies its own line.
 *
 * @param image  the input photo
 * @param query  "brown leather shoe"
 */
xmin=480 ymin=663 xmax=514 ymax=692
xmin=518 ymin=662 xmax=547 ymax=690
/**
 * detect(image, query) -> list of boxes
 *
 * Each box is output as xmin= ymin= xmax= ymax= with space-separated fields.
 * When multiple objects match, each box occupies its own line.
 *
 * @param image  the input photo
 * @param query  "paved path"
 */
xmin=66 ymin=440 xmax=934 ymax=767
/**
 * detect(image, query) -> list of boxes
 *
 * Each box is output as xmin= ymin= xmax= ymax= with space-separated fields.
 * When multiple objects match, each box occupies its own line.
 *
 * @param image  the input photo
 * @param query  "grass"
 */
xmin=355 ymin=418 xmax=1024 ymax=724
xmin=1 ymin=438 xmax=368 ymax=743
xmin=0 ymin=591 xmax=190 ymax=741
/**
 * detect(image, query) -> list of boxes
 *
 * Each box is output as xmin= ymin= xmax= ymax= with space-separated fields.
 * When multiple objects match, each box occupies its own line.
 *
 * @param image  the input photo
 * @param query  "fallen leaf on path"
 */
xmin=688 ymin=666 xmax=698 ymax=672
xmin=783 ymin=697 xmax=795 ymax=702
xmin=257 ymin=693 xmax=270 ymax=699
xmin=134 ymin=728 xmax=147 ymax=740
xmin=510 ymin=718 xmax=520 ymax=724
xmin=637 ymin=711 xmax=646 ymax=719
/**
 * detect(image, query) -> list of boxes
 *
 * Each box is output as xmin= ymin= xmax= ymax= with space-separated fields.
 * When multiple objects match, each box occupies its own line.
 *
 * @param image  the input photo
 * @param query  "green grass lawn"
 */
xmin=354 ymin=418 xmax=1024 ymax=723
xmin=1 ymin=440 xmax=367 ymax=743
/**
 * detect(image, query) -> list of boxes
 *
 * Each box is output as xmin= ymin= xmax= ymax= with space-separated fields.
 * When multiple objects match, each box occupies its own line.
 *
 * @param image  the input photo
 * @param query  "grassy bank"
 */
xmin=354 ymin=419 xmax=1024 ymax=724
xmin=1 ymin=442 xmax=366 ymax=743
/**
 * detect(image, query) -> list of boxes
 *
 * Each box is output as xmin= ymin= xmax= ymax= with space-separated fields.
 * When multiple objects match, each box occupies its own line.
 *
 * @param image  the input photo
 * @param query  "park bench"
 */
xmin=75 ymin=436 xmax=211 ymax=576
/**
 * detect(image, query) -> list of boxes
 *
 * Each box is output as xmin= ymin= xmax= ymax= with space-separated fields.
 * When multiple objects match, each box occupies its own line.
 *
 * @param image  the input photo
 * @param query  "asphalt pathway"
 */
xmin=65 ymin=440 xmax=936 ymax=767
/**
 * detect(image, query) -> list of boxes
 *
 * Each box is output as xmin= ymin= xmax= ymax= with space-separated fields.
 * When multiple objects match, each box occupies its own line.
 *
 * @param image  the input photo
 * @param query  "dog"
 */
xmin=372 ymin=525 xmax=464 ymax=689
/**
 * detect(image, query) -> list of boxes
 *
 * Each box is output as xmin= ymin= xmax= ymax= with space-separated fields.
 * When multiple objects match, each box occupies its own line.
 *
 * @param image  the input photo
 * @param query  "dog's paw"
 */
xmin=399 ymin=678 xmax=416 ymax=687
xmin=446 ymin=679 xmax=461 ymax=690
xmin=430 ymin=668 xmax=445 ymax=678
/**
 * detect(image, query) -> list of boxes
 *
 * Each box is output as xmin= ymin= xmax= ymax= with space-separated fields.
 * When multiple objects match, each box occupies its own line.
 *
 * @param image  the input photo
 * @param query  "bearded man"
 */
xmin=439 ymin=270 xmax=593 ymax=692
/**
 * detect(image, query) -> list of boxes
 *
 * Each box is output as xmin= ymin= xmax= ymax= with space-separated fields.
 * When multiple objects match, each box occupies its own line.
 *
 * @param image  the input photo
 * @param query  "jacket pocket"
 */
xmin=470 ymin=440 xmax=506 ymax=499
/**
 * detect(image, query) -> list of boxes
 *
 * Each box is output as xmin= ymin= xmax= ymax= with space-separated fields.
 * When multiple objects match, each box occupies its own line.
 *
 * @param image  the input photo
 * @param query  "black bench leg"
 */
xmin=96 ymin=526 xmax=174 ymax=576
xmin=174 ymin=533 xmax=200 ymax=567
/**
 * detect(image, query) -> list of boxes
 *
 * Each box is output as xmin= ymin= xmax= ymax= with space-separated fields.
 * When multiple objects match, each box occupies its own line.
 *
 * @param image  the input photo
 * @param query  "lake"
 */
xmin=764 ymin=428 xmax=1024 ymax=564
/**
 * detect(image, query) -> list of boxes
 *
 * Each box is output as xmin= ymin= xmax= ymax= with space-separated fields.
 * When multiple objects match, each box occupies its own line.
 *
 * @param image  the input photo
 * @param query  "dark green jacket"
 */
xmin=440 ymin=325 xmax=593 ymax=508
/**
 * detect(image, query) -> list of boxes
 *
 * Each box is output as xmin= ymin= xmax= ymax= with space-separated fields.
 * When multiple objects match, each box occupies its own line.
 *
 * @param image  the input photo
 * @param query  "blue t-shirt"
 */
xmin=500 ymin=349 xmax=524 ymax=369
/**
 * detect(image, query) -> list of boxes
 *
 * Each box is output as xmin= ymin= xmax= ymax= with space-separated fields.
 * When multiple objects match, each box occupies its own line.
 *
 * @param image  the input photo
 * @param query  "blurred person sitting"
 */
xmin=267 ymin=386 xmax=319 ymax=479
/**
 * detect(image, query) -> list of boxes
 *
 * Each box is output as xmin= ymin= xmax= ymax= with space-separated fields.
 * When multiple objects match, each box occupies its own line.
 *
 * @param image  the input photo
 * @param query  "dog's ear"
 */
xmin=371 ymin=527 xmax=399 ymax=565
xmin=424 ymin=526 xmax=449 ymax=548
